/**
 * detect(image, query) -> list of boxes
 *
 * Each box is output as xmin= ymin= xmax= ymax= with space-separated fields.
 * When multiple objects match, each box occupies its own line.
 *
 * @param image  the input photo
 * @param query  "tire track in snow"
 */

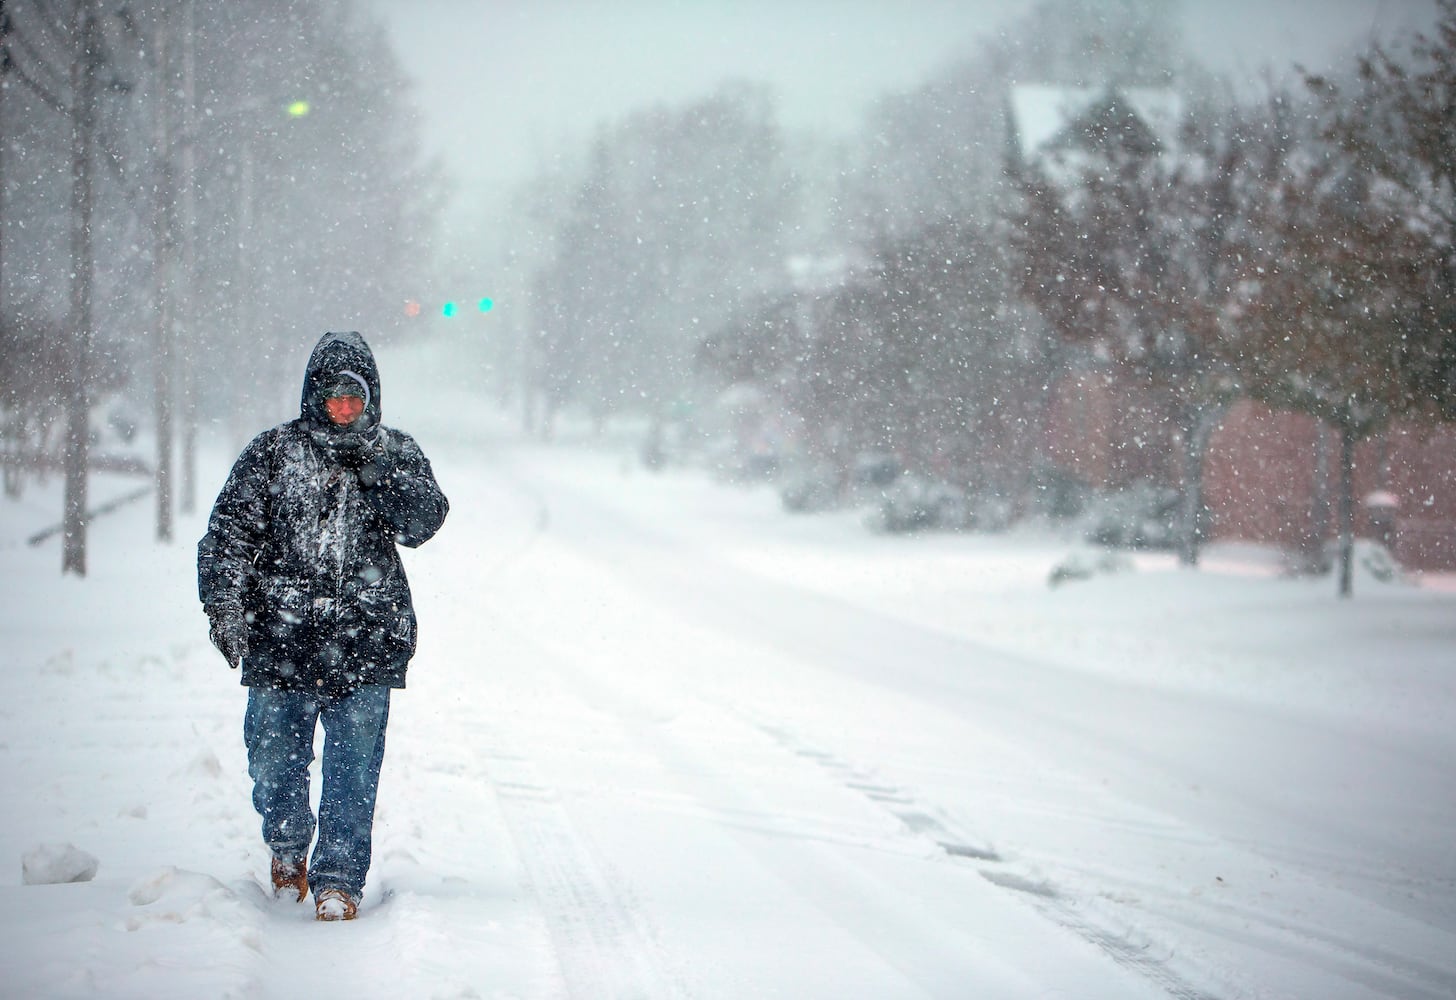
xmin=747 ymin=719 xmax=1228 ymax=1000
xmin=482 ymin=743 xmax=689 ymax=1000
xmin=485 ymin=465 xmax=1213 ymax=997
xmin=504 ymin=623 xmax=1174 ymax=999
xmin=440 ymin=624 xmax=686 ymax=998
xmin=1122 ymin=887 xmax=1456 ymax=1000
xmin=411 ymin=456 xmax=687 ymax=997
xmin=749 ymin=718 xmax=1456 ymax=1000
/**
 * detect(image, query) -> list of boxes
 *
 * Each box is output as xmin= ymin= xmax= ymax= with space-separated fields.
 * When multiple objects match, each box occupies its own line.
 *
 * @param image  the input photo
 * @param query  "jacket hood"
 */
xmin=300 ymin=331 xmax=381 ymax=430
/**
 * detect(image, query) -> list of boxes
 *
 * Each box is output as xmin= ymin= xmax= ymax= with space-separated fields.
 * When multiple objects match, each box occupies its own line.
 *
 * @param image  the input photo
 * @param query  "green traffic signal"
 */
xmin=438 ymin=297 xmax=494 ymax=318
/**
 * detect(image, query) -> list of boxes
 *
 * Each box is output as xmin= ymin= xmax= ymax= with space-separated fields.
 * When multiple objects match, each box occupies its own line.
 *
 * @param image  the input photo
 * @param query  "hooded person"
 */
xmin=198 ymin=330 xmax=448 ymax=921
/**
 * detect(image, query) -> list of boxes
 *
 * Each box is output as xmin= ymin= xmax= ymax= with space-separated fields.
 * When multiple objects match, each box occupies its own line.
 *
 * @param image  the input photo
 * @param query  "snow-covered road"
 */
xmin=3 ymin=355 xmax=1455 ymax=998
xmin=410 ymin=432 xmax=1454 ymax=1000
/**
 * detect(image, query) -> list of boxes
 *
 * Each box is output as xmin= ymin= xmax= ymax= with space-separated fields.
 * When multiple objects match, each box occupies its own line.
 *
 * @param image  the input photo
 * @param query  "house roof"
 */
xmin=1010 ymin=85 xmax=1183 ymax=163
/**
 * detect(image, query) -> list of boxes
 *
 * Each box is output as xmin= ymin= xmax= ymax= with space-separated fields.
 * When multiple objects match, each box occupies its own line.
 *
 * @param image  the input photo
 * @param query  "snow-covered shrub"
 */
xmin=965 ymin=492 xmax=1016 ymax=533
xmin=1027 ymin=464 xmax=1091 ymax=520
xmin=1079 ymin=480 xmax=1180 ymax=549
xmin=780 ymin=462 xmax=843 ymax=513
xmin=1282 ymin=539 xmax=1406 ymax=585
xmin=1048 ymin=548 xmax=1134 ymax=587
xmin=867 ymin=474 xmax=968 ymax=533
xmin=1356 ymin=541 xmax=1403 ymax=583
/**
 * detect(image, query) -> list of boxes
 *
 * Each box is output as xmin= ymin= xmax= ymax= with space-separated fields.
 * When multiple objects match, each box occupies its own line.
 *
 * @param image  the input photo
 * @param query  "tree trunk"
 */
xmin=1336 ymin=420 xmax=1356 ymax=598
xmin=153 ymin=12 xmax=174 ymax=544
xmin=177 ymin=0 xmax=198 ymax=516
xmin=1308 ymin=423 xmax=1332 ymax=572
xmin=62 ymin=0 xmax=99 ymax=577
xmin=1176 ymin=401 xmax=1223 ymax=567
xmin=0 ymin=0 xmax=7 ymax=340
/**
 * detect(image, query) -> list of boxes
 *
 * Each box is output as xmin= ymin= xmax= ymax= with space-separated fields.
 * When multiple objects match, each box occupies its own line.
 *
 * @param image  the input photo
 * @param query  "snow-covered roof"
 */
xmin=1010 ymin=84 xmax=1183 ymax=163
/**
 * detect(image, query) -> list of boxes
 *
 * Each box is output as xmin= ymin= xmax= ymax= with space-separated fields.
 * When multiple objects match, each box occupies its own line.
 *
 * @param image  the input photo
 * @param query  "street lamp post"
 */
xmin=149 ymin=0 xmax=199 ymax=541
xmin=176 ymin=0 xmax=198 ymax=518
xmin=152 ymin=7 xmax=175 ymax=543
xmin=164 ymin=88 xmax=306 ymax=501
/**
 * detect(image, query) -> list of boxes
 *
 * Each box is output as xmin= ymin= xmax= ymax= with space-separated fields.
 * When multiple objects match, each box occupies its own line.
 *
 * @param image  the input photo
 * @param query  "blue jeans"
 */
xmin=244 ymin=684 xmax=391 ymax=898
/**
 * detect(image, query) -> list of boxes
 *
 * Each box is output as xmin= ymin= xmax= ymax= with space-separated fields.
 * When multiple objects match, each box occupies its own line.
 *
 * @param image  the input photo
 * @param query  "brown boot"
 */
xmin=314 ymin=887 xmax=358 ymax=921
xmin=270 ymin=858 xmax=308 ymax=902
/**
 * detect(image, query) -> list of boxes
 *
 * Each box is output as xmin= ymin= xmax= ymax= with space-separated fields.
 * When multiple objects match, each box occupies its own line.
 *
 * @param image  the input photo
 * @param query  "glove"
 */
xmin=331 ymin=428 xmax=392 ymax=487
xmin=357 ymin=448 xmax=393 ymax=488
xmin=207 ymin=606 xmax=248 ymax=669
xmin=354 ymin=434 xmax=395 ymax=489
xmin=330 ymin=431 xmax=374 ymax=468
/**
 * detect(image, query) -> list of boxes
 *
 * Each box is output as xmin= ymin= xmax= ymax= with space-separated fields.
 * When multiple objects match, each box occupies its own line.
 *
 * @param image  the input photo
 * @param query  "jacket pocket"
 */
xmin=390 ymin=609 xmax=416 ymax=657
xmin=261 ymin=578 xmax=310 ymax=635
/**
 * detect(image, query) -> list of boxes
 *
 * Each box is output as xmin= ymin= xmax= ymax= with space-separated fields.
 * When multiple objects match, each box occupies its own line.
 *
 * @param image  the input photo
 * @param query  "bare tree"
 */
xmin=530 ymin=82 xmax=793 ymax=433
xmin=742 ymin=218 xmax=1053 ymax=517
xmin=1308 ymin=0 xmax=1456 ymax=420
xmin=1010 ymin=99 xmax=1259 ymax=564
xmin=3 ymin=0 xmax=441 ymax=572
xmin=1232 ymin=91 xmax=1437 ymax=597
xmin=62 ymin=0 xmax=100 ymax=576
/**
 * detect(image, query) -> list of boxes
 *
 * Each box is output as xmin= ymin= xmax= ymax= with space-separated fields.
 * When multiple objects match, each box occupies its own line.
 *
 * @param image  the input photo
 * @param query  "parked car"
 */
xmin=780 ymin=462 xmax=842 ymax=513
xmin=851 ymin=451 xmax=902 ymax=488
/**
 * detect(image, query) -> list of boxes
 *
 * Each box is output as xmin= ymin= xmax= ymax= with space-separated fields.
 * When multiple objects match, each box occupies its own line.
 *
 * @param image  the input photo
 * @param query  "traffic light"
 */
xmin=436 ymin=298 xmax=494 ymax=318
xmin=414 ymin=296 xmax=496 ymax=320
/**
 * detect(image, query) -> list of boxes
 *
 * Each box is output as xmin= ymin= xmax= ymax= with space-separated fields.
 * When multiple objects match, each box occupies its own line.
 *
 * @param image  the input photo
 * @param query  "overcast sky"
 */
xmin=366 ymin=0 xmax=1437 ymax=210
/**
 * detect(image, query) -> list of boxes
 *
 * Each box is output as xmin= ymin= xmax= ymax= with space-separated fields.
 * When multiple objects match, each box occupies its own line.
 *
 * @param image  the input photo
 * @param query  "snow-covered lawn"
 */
xmin=2 ymin=349 xmax=1454 ymax=998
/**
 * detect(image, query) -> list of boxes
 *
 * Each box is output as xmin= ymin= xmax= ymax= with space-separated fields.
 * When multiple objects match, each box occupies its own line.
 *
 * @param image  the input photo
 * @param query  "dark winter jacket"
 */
xmin=198 ymin=331 xmax=448 ymax=694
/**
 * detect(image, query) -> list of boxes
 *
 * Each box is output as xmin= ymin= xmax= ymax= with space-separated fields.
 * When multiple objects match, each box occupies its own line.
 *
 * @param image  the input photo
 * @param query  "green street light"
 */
xmin=478 ymin=297 xmax=494 ymax=313
xmin=442 ymin=301 xmax=458 ymax=318
xmin=287 ymin=100 xmax=311 ymax=118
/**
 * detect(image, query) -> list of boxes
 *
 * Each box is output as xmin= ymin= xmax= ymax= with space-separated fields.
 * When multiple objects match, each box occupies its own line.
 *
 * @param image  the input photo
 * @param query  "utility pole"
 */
xmin=62 ymin=0 xmax=99 ymax=576
xmin=1 ymin=0 xmax=9 ymax=335
xmin=152 ymin=3 xmax=174 ymax=543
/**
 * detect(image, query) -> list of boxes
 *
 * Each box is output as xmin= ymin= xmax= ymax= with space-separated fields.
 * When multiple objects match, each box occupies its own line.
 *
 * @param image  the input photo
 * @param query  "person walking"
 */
xmin=198 ymin=330 xmax=448 ymax=921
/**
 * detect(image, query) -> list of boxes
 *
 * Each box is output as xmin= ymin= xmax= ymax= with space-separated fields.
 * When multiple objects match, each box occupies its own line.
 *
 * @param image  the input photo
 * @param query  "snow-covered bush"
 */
xmin=1355 ymin=541 xmax=1403 ymax=583
xmin=779 ymin=462 xmax=842 ymax=513
xmin=1079 ymin=480 xmax=1180 ymax=549
xmin=1027 ymin=464 xmax=1092 ymax=520
xmin=1281 ymin=540 xmax=1406 ymax=585
xmin=867 ymin=474 xmax=969 ymax=533
xmin=1047 ymin=548 xmax=1134 ymax=587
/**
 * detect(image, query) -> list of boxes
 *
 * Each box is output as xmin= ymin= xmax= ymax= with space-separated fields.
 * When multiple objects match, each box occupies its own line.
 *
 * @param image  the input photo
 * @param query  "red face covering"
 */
xmin=324 ymin=395 xmax=365 ymax=426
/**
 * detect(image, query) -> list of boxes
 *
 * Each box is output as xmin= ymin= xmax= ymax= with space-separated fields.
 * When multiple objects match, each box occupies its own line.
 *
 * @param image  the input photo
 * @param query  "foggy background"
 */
xmin=6 ymin=6 xmax=1456 ymax=993
xmin=371 ymin=0 xmax=1429 ymax=232
xmin=0 ymin=0 xmax=1450 ymax=584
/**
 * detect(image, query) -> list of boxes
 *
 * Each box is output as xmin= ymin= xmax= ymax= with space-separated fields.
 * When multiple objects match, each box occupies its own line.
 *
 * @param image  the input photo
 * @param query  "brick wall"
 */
xmin=1042 ymin=377 xmax=1456 ymax=570
xmin=1203 ymin=401 xmax=1456 ymax=570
